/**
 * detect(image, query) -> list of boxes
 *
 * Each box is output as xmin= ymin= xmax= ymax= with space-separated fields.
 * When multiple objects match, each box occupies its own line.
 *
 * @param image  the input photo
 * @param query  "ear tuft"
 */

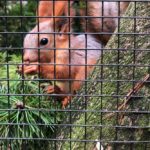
xmin=37 ymin=1 xmax=67 ymax=23
xmin=37 ymin=1 xmax=53 ymax=23
xmin=57 ymin=23 xmax=69 ymax=41
xmin=60 ymin=23 xmax=69 ymax=33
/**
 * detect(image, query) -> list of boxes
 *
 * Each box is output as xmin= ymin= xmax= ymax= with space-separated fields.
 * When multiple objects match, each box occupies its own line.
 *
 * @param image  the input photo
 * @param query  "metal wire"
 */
xmin=0 ymin=1 xmax=149 ymax=150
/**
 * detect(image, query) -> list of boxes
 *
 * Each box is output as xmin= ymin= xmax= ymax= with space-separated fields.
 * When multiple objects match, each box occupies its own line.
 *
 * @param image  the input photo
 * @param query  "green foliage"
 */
xmin=72 ymin=1 xmax=85 ymax=32
xmin=0 ymin=1 xmax=37 ymax=54
xmin=0 ymin=72 xmax=62 ymax=149
xmin=0 ymin=51 xmax=62 ymax=149
xmin=0 ymin=52 xmax=21 ymax=81
xmin=73 ymin=1 xmax=86 ymax=9
xmin=0 ymin=2 xmax=63 ymax=149
xmin=0 ymin=76 xmax=62 ymax=149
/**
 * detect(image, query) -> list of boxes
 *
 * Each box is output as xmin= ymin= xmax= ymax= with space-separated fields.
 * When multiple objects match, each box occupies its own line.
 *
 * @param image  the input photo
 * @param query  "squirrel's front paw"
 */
xmin=44 ymin=85 xmax=62 ymax=94
xmin=17 ymin=62 xmax=39 ymax=75
xmin=61 ymin=96 xmax=71 ymax=109
xmin=44 ymin=85 xmax=55 ymax=94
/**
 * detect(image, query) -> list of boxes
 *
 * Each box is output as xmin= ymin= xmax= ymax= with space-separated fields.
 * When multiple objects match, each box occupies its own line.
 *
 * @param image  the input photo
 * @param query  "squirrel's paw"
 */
xmin=61 ymin=96 xmax=71 ymax=109
xmin=17 ymin=62 xmax=39 ymax=75
xmin=44 ymin=85 xmax=62 ymax=94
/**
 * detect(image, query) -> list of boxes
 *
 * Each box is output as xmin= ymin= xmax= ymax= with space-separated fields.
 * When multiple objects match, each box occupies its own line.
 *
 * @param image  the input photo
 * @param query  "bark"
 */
xmin=50 ymin=2 xmax=150 ymax=150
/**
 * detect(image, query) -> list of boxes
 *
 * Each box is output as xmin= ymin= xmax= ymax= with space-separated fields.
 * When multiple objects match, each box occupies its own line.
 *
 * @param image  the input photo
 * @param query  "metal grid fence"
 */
xmin=0 ymin=0 xmax=149 ymax=150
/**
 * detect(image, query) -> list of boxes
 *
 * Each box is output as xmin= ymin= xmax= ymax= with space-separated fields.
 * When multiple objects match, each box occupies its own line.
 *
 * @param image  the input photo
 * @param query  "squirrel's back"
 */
xmin=71 ymin=35 xmax=102 ymax=65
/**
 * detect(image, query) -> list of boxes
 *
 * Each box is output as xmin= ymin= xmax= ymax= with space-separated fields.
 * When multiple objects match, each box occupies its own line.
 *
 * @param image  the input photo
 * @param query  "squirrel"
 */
xmin=18 ymin=1 xmax=102 ymax=108
xmin=18 ymin=1 xmax=130 ymax=108
xmin=37 ymin=1 xmax=129 ymax=45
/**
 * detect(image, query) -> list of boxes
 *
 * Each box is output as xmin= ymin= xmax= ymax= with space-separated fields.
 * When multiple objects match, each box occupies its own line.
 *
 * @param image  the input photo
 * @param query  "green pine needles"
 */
xmin=0 ymin=54 xmax=62 ymax=149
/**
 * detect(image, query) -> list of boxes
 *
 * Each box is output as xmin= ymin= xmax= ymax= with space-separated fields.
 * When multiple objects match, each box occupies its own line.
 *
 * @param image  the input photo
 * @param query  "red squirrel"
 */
xmin=18 ymin=1 xmax=102 ymax=108
xmin=19 ymin=1 xmax=129 ymax=107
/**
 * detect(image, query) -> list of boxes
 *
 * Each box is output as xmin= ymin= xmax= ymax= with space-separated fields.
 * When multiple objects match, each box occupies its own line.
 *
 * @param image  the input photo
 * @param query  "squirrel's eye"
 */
xmin=40 ymin=38 xmax=48 ymax=46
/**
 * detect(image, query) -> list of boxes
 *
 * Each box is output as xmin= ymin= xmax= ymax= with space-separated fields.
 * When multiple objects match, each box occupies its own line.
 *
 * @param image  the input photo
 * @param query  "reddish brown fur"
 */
xmin=38 ymin=1 xmax=66 ymax=23
xmin=76 ymin=2 xmax=130 ymax=44
xmin=20 ymin=31 xmax=100 ymax=108
xmin=19 ymin=1 xmax=129 ymax=108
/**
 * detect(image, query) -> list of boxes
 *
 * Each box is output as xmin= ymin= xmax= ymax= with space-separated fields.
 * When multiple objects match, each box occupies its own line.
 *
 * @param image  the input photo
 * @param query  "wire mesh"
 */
xmin=0 ymin=0 xmax=149 ymax=150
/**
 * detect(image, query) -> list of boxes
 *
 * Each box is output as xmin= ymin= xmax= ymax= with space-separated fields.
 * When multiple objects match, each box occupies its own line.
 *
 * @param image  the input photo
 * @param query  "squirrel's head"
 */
xmin=23 ymin=21 xmax=54 ymax=63
xmin=23 ymin=1 xmax=73 ymax=64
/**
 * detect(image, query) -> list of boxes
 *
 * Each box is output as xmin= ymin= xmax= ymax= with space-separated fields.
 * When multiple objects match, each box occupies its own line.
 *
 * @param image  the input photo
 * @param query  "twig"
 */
xmin=105 ymin=74 xmax=150 ymax=119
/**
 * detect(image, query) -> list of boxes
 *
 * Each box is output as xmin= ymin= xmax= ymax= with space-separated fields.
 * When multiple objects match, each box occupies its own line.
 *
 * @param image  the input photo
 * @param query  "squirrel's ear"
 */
xmin=57 ymin=23 xmax=69 ymax=41
xmin=60 ymin=23 xmax=69 ymax=33
xmin=37 ymin=1 xmax=67 ymax=23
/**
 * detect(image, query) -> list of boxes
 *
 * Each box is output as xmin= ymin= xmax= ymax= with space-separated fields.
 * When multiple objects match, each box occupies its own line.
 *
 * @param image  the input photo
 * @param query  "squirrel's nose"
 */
xmin=23 ymin=50 xmax=38 ymax=63
xmin=23 ymin=52 xmax=30 ymax=62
